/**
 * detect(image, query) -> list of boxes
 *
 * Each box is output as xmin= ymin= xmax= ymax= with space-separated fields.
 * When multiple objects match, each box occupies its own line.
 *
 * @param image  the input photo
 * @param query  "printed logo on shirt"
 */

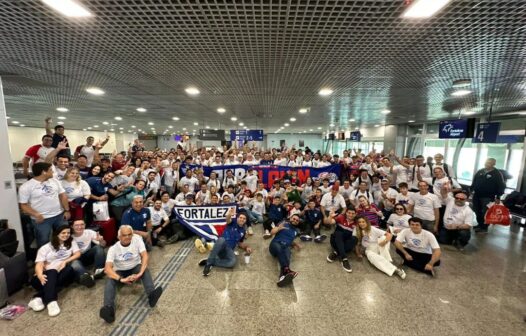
xmin=398 ymin=219 xmax=405 ymax=226
xmin=417 ymin=199 xmax=427 ymax=206
xmin=410 ymin=238 xmax=421 ymax=246
xmin=143 ymin=213 xmax=148 ymax=219
xmin=77 ymin=241 xmax=85 ymax=249
xmin=64 ymin=187 xmax=74 ymax=194
xmin=120 ymin=252 xmax=135 ymax=261
xmin=451 ymin=208 xmax=459 ymax=215
xmin=56 ymin=248 xmax=69 ymax=258
xmin=41 ymin=184 xmax=54 ymax=195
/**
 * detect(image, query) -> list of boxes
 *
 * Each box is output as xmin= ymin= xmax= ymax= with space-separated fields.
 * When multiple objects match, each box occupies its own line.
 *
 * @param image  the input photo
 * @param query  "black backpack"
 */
xmin=0 ymin=227 xmax=18 ymax=258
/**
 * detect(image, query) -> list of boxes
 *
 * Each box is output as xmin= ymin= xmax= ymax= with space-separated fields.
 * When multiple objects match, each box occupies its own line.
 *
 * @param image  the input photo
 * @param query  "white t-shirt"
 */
xmin=422 ymin=176 xmax=461 ymax=200
xmin=254 ymin=189 xmax=268 ymax=200
xmin=338 ymin=186 xmax=354 ymax=200
xmin=273 ymin=158 xmax=288 ymax=166
xmin=106 ymin=234 xmax=146 ymax=271
xmin=162 ymin=199 xmax=177 ymax=215
xmin=196 ymin=190 xmax=211 ymax=204
xmin=222 ymin=176 xmax=237 ymax=189
xmin=180 ymin=176 xmax=199 ymax=192
xmin=395 ymin=192 xmax=412 ymax=205
xmin=36 ymin=241 xmax=80 ymax=271
xmin=350 ymin=189 xmax=374 ymax=205
xmin=354 ymin=226 xmax=387 ymax=248
xmin=319 ymin=185 xmax=331 ymax=195
xmin=206 ymin=179 xmax=221 ymax=190
xmin=52 ymin=165 xmax=67 ymax=181
xmin=61 ymin=180 xmax=91 ymax=201
xmin=72 ymin=229 xmax=98 ymax=254
xmin=302 ymin=160 xmax=313 ymax=167
xmin=244 ymin=174 xmax=258 ymax=193
xmin=79 ymin=145 xmax=95 ymax=166
xmin=320 ymin=193 xmax=347 ymax=212
xmin=392 ymin=165 xmax=411 ymax=185
xmin=443 ymin=197 xmax=474 ymax=229
xmin=18 ymin=178 xmax=65 ymax=219
xmin=408 ymin=192 xmax=441 ymax=221
xmin=387 ymin=214 xmax=411 ymax=233
xmin=162 ymin=168 xmax=179 ymax=187
xmin=360 ymin=163 xmax=374 ymax=176
xmin=396 ymin=228 xmax=440 ymax=254
xmin=317 ymin=161 xmax=331 ymax=168
xmin=148 ymin=207 xmax=169 ymax=227
xmin=376 ymin=188 xmax=398 ymax=210
xmin=250 ymin=199 xmax=266 ymax=215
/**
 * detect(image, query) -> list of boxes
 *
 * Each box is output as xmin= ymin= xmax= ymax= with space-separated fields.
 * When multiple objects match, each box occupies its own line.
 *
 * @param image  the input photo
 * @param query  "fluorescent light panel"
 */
xmin=402 ymin=0 xmax=451 ymax=19
xmin=42 ymin=0 xmax=92 ymax=17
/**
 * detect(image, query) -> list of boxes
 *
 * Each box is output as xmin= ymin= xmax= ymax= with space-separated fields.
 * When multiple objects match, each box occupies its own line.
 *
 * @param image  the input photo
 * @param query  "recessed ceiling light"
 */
xmin=317 ymin=127 xmax=322 ymax=130
xmin=205 ymin=125 xmax=210 ymax=129
xmin=463 ymin=111 xmax=476 ymax=115
xmin=110 ymin=128 xmax=114 ymax=131
xmin=172 ymin=117 xmax=180 ymax=121
xmin=42 ymin=0 xmax=92 ymax=17
xmin=299 ymin=108 xmax=308 ymax=114
xmin=374 ymin=124 xmax=380 ymax=127
xmin=87 ymin=127 xmax=92 ymax=130
xmin=12 ymin=121 xmax=20 ymax=124
xmin=114 ymin=116 xmax=122 ymax=121
xmin=57 ymin=116 xmax=66 ymax=120
xmin=239 ymin=122 xmax=244 ymax=126
xmin=217 ymin=108 xmax=226 ymax=113
xmin=57 ymin=121 xmax=64 ymax=125
xmin=6 ymin=116 xmax=10 ymax=119
xmin=82 ymin=128 xmax=87 ymax=131
xmin=318 ymin=88 xmax=333 ymax=96
xmin=192 ymin=129 xmax=196 ymax=132
xmin=56 ymin=107 xmax=69 ymax=112
xmin=214 ymin=128 xmax=218 ymax=131
xmin=182 ymin=127 xmax=187 ymax=130
xmin=185 ymin=87 xmax=200 ymax=95
xmin=452 ymin=89 xmax=472 ymax=97
xmin=150 ymin=127 xmax=155 ymax=130
xmin=86 ymin=87 xmax=105 ymax=95
xmin=148 ymin=122 xmax=154 ymax=125
xmin=452 ymin=79 xmax=471 ymax=88
xmin=349 ymin=118 xmax=355 ymax=122
xmin=20 ymin=124 xmax=26 ymax=127
xmin=102 ymin=121 xmax=109 ymax=125
xmin=309 ymin=129 xmax=313 ymax=131
xmin=329 ymin=123 xmax=335 ymax=127
xmin=243 ymin=126 xmax=248 ymax=130
xmin=231 ymin=117 xmax=237 ymax=121
xmin=93 ymin=125 xmax=99 ymax=128
xmin=136 ymin=107 xmax=147 ymax=112
xmin=381 ymin=109 xmax=391 ymax=114
xmin=193 ymin=122 xmax=199 ymax=126
xmin=402 ymin=0 xmax=451 ymax=19
xmin=131 ymin=125 xmax=136 ymax=128
xmin=168 ymin=125 xmax=173 ymax=129
xmin=119 ymin=127 xmax=124 ymax=130
xmin=408 ymin=120 xmax=415 ymax=123
xmin=290 ymin=117 xmax=296 ymax=122
xmin=355 ymin=127 xmax=360 ymax=130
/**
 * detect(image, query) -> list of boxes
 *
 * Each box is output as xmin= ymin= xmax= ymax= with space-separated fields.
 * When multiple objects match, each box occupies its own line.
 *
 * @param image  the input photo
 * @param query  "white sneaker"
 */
xmin=263 ymin=230 xmax=271 ymax=239
xmin=28 ymin=297 xmax=45 ymax=312
xmin=47 ymin=301 xmax=61 ymax=317
xmin=395 ymin=268 xmax=406 ymax=280
xmin=247 ymin=227 xmax=254 ymax=235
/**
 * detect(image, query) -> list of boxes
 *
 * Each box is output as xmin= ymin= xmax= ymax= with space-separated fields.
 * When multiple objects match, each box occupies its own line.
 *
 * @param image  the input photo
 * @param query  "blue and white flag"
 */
xmin=172 ymin=203 xmax=237 ymax=241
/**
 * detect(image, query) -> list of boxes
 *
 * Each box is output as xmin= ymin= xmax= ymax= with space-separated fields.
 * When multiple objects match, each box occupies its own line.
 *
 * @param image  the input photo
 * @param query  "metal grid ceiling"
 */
xmin=0 ymin=0 xmax=524 ymax=135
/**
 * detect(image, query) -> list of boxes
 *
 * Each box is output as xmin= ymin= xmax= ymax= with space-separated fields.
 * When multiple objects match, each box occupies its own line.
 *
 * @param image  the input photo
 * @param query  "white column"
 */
xmin=0 ymin=78 xmax=24 ymax=252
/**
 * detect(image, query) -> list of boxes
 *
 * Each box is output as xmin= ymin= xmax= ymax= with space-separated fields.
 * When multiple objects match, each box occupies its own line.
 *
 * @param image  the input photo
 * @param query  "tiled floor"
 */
xmin=3 ymin=224 xmax=526 ymax=336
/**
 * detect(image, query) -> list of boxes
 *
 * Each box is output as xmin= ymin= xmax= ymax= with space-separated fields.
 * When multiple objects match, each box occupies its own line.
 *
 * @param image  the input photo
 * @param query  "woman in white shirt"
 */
xmin=206 ymin=172 xmax=221 ymax=191
xmin=387 ymin=203 xmax=412 ymax=236
xmin=28 ymin=225 xmax=81 ymax=317
xmin=70 ymin=220 xmax=106 ymax=285
xmin=162 ymin=161 xmax=179 ymax=197
xmin=61 ymin=167 xmax=91 ymax=221
xmin=354 ymin=216 xmax=406 ymax=279
xmin=301 ymin=177 xmax=315 ymax=202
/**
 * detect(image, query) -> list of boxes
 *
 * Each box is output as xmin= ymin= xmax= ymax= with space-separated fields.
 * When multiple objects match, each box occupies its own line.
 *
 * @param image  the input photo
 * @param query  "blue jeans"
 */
xmin=103 ymin=264 xmax=155 ymax=308
xmin=71 ymin=244 xmax=106 ymax=277
xmin=269 ymin=240 xmax=291 ymax=270
xmin=206 ymin=237 xmax=237 ymax=268
xmin=32 ymin=213 xmax=67 ymax=248
xmin=246 ymin=210 xmax=263 ymax=224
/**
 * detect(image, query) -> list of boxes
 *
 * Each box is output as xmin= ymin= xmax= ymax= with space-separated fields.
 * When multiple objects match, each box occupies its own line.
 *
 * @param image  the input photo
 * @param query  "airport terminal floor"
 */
xmin=3 ymin=224 xmax=526 ymax=336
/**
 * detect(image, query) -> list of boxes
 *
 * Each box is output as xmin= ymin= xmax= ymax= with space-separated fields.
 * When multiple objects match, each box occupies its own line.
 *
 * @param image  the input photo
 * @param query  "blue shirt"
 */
xmin=271 ymin=222 xmax=298 ymax=246
xmin=86 ymin=177 xmax=113 ymax=197
xmin=268 ymin=204 xmax=286 ymax=222
xmin=121 ymin=207 xmax=151 ymax=232
xmin=304 ymin=208 xmax=322 ymax=223
xmin=221 ymin=219 xmax=246 ymax=249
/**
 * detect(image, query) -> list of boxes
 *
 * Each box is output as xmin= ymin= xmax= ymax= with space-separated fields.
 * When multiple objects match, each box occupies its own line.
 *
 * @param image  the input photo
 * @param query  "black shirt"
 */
xmin=471 ymin=168 xmax=506 ymax=198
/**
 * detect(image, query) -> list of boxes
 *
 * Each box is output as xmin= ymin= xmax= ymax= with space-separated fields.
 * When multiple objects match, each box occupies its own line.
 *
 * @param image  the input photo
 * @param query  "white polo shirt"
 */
xmin=320 ymin=193 xmax=347 ymax=212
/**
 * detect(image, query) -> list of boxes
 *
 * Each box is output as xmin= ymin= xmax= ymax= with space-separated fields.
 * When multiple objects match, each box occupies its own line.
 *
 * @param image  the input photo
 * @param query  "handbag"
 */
xmin=93 ymin=201 xmax=110 ymax=221
xmin=484 ymin=203 xmax=511 ymax=226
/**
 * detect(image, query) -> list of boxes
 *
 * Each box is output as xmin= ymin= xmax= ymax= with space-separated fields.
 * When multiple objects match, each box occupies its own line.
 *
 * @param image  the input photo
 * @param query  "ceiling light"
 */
xmin=57 ymin=116 xmax=66 ymax=120
xmin=185 ymin=87 xmax=200 ymax=95
xmin=329 ymin=123 xmax=335 ymax=127
xmin=317 ymin=127 xmax=322 ymax=130
xmin=86 ymin=87 xmax=105 ymax=95
xmin=20 ymin=124 xmax=26 ymax=127
xmin=374 ymin=124 xmax=380 ymax=127
xmin=318 ymin=88 xmax=333 ymax=96
xmin=452 ymin=79 xmax=471 ymax=88
xmin=381 ymin=109 xmax=391 ymax=114
xmin=57 ymin=121 xmax=64 ymax=125
xmin=231 ymin=117 xmax=237 ymax=121
xmin=452 ymin=89 xmax=472 ymax=97
xmin=6 ymin=116 xmax=10 ymax=119
xmin=193 ymin=122 xmax=199 ymax=126
xmin=217 ymin=108 xmax=226 ymax=113
xmin=299 ymin=108 xmax=308 ymax=114
xmin=284 ymin=123 xmax=290 ymax=127
xmin=355 ymin=127 xmax=360 ymax=130
xmin=290 ymin=117 xmax=296 ymax=122
xmin=131 ymin=125 xmax=136 ymax=128
xmin=168 ymin=125 xmax=173 ymax=129
xmin=102 ymin=121 xmax=109 ymax=125
xmin=463 ymin=111 xmax=476 ymax=115
xmin=150 ymin=127 xmax=155 ymax=130
xmin=119 ymin=127 xmax=123 ymax=130
xmin=87 ymin=127 xmax=92 ymax=130
xmin=136 ymin=107 xmax=147 ymax=113
xmin=402 ymin=0 xmax=451 ymax=19
xmin=114 ymin=116 xmax=122 ymax=121
xmin=214 ymin=128 xmax=218 ymax=131
xmin=309 ymin=129 xmax=313 ymax=131
xmin=172 ymin=117 xmax=180 ymax=121
xmin=408 ymin=120 xmax=415 ymax=123
xmin=205 ymin=125 xmax=210 ymax=129
xmin=192 ymin=129 xmax=196 ymax=132
xmin=56 ymin=107 xmax=69 ymax=112
xmin=239 ymin=122 xmax=244 ymax=126
xmin=243 ymin=126 xmax=248 ymax=130
xmin=183 ymin=127 xmax=187 ymax=130
xmin=42 ymin=0 xmax=92 ymax=17
xmin=148 ymin=122 xmax=154 ymax=125
xmin=110 ymin=128 xmax=114 ymax=131
xmin=12 ymin=121 xmax=19 ymax=124
xmin=349 ymin=118 xmax=355 ymax=122
xmin=93 ymin=125 xmax=99 ymax=128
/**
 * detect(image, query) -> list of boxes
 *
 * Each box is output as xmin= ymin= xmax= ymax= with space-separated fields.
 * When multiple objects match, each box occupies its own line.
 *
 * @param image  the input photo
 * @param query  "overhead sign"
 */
xmin=230 ymin=129 xmax=264 ymax=141
xmin=472 ymin=122 xmax=501 ymax=143
xmin=349 ymin=131 xmax=362 ymax=141
xmin=439 ymin=119 xmax=474 ymax=139
xmin=198 ymin=129 xmax=225 ymax=141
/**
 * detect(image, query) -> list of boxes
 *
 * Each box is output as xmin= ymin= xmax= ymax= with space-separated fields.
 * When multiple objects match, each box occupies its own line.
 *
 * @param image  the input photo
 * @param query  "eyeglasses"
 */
xmin=395 ymin=208 xmax=404 ymax=210
xmin=455 ymin=197 xmax=467 ymax=201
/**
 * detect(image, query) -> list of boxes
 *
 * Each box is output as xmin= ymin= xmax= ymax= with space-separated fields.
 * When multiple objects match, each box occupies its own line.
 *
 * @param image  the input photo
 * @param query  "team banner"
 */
xmin=185 ymin=164 xmax=341 ymax=188
xmin=173 ymin=203 xmax=237 ymax=241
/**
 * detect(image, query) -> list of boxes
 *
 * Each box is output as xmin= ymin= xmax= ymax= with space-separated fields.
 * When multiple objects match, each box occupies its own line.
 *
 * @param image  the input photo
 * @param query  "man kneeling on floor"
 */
xmin=200 ymin=208 xmax=252 ymax=276
xmin=99 ymin=225 xmax=163 ymax=323
xmin=269 ymin=214 xmax=302 ymax=287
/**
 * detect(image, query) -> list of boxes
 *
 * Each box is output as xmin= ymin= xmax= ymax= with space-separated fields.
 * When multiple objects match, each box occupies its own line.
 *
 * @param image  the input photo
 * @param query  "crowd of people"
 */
xmin=17 ymin=120 xmax=508 ymax=321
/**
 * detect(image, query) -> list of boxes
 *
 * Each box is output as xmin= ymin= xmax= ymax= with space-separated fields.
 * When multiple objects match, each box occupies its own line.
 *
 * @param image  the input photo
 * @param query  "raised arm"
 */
xmin=45 ymin=117 xmax=53 ymax=136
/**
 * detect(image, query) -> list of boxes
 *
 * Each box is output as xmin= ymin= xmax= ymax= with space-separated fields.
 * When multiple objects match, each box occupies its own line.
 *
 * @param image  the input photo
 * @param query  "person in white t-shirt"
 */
xmin=438 ymin=191 xmax=474 ymax=250
xmin=338 ymin=180 xmax=354 ymax=202
xmin=394 ymin=182 xmax=412 ymax=206
xmin=247 ymin=193 xmax=266 ymax=224
xmin=28 ymin=225 xmax=80 ymax=317
xmin=387 ymin=203 xmax=412 ymax=236
xmin=70 ymin=220 xmax=106 ymax=285
xmin=376 ymin=179 xmax=398 ymax=214
xmin=407 ymin=181 xmax=441 ymax=233
xmin=350 ymin=181 xmax=374 ymax=207
xmin=394 ymin=217 xmax=442 ymax=276
xmin=180 ymin=169 xmax=199 ymax=192
xmin=19 ymin=162 xmax=71 ymax=248
xmin=243 ymin=168 xmax=259 ymax=193
xmin=99 ymin=225 xmax=163 ymax=324
xmin=61 ymin=167 xmax=91 ymax=221
xmin=148 ymin=200 xmax=171 ymax=247
xmin=353 ymin=216 xmax=406 ymax=279
xmin=273 ymin=152 xmax=288 ymax=166
xmin=320 ymin=186 xmax=347 ymax=225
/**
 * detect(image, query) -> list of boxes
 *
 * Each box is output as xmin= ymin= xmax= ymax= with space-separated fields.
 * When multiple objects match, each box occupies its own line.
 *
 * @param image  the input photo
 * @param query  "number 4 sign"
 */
xmin=472 ymin=122 xmax=500 ymax=143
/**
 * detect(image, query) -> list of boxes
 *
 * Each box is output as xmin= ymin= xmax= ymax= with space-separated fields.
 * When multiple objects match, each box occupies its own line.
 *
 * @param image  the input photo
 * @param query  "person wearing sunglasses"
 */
xmin=387 ymin=203 xmax=411 ymax=238
xmin=438 ymin=190 xmax=474 ymax=251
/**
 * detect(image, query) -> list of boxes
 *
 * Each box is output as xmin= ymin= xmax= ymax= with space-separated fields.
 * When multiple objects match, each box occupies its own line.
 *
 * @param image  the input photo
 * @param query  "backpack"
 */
xmin=0 ymin=228 xmax=18 ymax=258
